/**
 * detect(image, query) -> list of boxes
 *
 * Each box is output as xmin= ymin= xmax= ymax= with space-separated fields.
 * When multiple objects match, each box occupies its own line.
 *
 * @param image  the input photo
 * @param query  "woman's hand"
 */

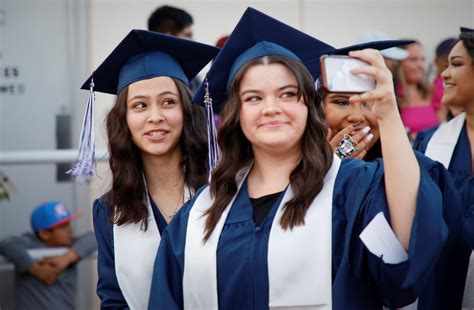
xmin=348 ymin=49 xmax=398 ymax=121
xmin=328 ymin=124 xmax=374 ymax=159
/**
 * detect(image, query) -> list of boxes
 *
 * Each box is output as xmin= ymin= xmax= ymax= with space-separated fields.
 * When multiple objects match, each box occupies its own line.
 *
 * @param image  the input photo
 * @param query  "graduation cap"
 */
xmin=192 ymin=7 xmax=335 ymax=172
xmin=68 ymin=29 xmax=219 ymax=181
xmin=460 ymin=27 xmax=474 ymax=35
xmin=312 ymin=39 xmax=414 ymax=90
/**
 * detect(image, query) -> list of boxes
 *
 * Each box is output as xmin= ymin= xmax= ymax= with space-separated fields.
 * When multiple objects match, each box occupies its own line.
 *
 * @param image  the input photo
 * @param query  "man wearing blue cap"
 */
xmin=0 ymin=201 xmax=96 ymax=310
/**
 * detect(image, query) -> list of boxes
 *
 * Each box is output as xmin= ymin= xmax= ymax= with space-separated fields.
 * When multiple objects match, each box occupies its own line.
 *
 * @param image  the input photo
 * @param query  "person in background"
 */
xmin=432 ymin=38 xmax=457 ymax=120
xmin=0 ymin=201 xmax=96 ymax=310
xmin=414 ymin=26 xmax=474 ymax=309
xmin=396 ymin=41 xmax=444 ymax=140
xmin=147 ymin=5 xmax=202 ymax=94
xmin=357 ymin=30 xmax=409 ymax=75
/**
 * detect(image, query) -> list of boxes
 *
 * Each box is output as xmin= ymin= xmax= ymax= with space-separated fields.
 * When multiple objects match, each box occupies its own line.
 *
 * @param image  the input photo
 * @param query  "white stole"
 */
xmin=114 ymin=185 xmax=192 ymax=310
xmin=425 ymin=113 xmax=466 ymax=169
xmin=183 ymin=156 xmax=341 ymax=310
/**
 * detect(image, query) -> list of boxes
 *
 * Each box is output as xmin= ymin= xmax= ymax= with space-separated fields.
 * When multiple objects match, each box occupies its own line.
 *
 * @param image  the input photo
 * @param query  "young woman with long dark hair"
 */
xmin=148 ymin=8 xmax=449 ymax=309
xmin=83 ymin=30 xmax=218 ymax=309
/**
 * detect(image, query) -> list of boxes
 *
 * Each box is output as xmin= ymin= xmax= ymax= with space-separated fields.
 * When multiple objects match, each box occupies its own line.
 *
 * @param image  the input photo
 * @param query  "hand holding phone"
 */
xmin=320 ymin=55 xmax=376 ymax=93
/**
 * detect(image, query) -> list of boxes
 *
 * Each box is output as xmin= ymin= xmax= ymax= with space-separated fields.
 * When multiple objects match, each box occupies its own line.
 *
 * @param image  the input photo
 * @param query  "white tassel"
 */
xmin=67 ymin=79 xmax=95 ymax=182
xmin=204 ymin=79 xmax=220 ymax=181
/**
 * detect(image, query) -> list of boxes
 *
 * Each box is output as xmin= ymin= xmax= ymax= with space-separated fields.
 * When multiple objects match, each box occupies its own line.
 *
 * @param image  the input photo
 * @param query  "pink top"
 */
xmin=400 ymin=105 xmax=439 ymax=134
xmin=397 ymin=83 xmax=441 ymax=135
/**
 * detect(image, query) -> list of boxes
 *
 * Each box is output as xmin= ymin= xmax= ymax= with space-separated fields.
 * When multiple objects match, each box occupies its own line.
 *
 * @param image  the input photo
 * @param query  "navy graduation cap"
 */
xmin=193 ymin=7 xmax=335 ymax=113
xmin=192 ymin=7 xmax=336 ymax=172
xmin=69 ymin=29 xmax=219 ymax=181
xmin=460 ymin=27 xmax=474 ymax=34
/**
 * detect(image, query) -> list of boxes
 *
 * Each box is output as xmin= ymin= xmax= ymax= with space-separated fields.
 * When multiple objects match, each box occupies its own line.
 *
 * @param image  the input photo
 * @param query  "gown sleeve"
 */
xmin=93 ymin=198 xmax=129 ymax=310
xmin=148 ymin=189 xmax=203 ymax=310
xmin=336 ymin=152 xmax=448 ymax=308
xmin=461 ymin=178 xmax=474 ymax=248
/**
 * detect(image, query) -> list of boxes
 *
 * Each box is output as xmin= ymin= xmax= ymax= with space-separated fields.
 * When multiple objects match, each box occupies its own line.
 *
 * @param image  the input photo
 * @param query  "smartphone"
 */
xmin=320 ymin=55 xmax=376 ymax=93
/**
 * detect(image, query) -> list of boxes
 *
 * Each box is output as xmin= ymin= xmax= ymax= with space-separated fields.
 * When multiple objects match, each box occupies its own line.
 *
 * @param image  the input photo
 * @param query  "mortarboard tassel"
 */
xmin=204 ymin=79 xmax=220 ymax=180
xmin=67 ymin=78 xmax=96 ymax=182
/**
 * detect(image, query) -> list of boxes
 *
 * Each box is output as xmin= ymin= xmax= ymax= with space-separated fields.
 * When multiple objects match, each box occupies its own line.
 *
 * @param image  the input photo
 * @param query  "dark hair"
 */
xmin=459 ymin=32 xmax=474 ymax=63
xmin=203 ymin=55 xmax=334 ymax=241
xmin=105 ymin=78 xmax=208 ymax=230
xmin=147 ymin=5 xmax=193 ymax=34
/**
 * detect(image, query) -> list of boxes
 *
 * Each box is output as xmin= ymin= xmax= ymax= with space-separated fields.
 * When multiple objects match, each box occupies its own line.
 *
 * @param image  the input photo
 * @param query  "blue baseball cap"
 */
xmin=31 ymin=201 xmax=82 ymax=232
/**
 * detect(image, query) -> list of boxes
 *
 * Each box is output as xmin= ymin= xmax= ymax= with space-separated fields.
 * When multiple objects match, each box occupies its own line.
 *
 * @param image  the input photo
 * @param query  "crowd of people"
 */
xmin=1 ymin=4 xmax=472 ymax=310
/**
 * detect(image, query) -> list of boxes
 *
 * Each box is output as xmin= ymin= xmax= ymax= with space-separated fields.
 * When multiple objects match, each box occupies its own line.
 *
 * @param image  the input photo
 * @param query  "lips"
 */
xmin=443 ymin=82 xmax=456 ymax=90
xmin=259 ymin=120 xmax=288 ymax=128
xmin=144 ymin=129 xmax=170 ymax=138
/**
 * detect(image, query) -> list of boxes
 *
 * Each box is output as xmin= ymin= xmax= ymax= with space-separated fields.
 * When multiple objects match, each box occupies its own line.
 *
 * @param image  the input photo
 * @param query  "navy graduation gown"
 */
xmin=93 ymin=196 xmax=167 ymax=309
xmin=413 ymin=125 xmax=473 ymax=309
xmin=148 ymin=156 xmax=448 ymax=309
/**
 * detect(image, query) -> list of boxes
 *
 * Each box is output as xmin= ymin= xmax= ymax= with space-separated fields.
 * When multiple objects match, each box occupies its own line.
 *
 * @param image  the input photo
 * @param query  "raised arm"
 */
xmin=349 ymin=49 xmax=419 ymax=249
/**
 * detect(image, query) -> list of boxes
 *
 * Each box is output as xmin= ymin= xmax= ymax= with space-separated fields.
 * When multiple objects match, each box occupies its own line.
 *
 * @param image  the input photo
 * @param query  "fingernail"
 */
xmin=362 ymin=126 xmax=370 ymax=133
xmin=367 ymin=133 xmax=374 ymax=141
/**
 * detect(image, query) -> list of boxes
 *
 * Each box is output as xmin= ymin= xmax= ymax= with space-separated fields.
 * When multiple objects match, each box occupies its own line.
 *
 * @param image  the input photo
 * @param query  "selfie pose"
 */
xmin=320 ymin=41 xmax=469 ymax=310
xmin=72 ymin=30 xmax=218 ymax=308
xmin=148 ymin=8 xmax=449 ymax=309
xmin=414 ymin=27 xmax=474 ymax=309
xmin=319 ymin=41 xmax=412 ymax=162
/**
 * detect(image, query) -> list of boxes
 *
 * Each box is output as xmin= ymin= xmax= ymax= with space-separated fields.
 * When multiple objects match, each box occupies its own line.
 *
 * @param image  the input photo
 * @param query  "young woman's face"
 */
xmin=442 ymin=41 xmax=474 ymax=108
xmin=323 ymin=93 xmax=380 ymax=143
xmin=126 ymin=76 xmax=184 ymax=158
xmin=401 ymin=43 xmax=426 ymax=84
xmin=238 ymin=63 xmax=308 ymax=155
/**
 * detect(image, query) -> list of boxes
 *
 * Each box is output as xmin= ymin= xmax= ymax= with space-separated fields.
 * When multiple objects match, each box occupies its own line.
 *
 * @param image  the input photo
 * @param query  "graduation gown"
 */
xmin=413 ymin=115 xmax=474 ymax=309
xmin=93 ymin=194 xmax=167 ymax=310
xmin=148 ymin=155 xmax=448 ymax=310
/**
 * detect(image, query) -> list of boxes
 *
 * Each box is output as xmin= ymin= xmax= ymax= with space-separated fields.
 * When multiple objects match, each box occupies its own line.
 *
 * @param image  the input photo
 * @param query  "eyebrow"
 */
xmin=127 ymin=91 xmax=179 ymax=102
xmin=328 ymin=94 xmax=350 ymax=100
xmin=240 ymin=84 xmax=298 ymax=96
xmin=449 ymin=55 xmax=464 ymax=61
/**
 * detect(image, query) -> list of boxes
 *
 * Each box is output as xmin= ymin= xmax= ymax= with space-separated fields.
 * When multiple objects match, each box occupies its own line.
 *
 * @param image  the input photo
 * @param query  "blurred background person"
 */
xmin=0 ymin=201 xmax=96 ymax=310
xmin=396 ymin=41 xmax=444 ymax=140
xmin=147 ymin=5 xmax=202 ymax=94
xmin=357 ymin=30 xmax=409 ymax=76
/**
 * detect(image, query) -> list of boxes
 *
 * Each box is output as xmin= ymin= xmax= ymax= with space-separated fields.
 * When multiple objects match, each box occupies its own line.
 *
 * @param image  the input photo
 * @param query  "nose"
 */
xmin=148 ymin=104 xmax=165 ymax=123
xmin=441 ymin=65 xmax=450 ymax=80
xmin=347 ymin=103 xmax=365 ymax=124
xmin=262 ymin=96 xmax=282 ymax=116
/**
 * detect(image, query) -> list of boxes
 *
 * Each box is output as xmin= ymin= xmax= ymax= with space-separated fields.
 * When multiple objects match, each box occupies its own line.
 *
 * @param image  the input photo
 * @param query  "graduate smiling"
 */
xmin=148 ymin=8 xmax=450 ymax=310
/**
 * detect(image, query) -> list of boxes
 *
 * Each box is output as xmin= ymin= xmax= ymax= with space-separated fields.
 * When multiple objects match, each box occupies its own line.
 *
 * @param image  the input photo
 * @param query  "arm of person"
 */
xmin=349 ymin=49 xmax=419 ymax=250
xmin=338 ymin=154 xmax=449 ymax=308
xmin=93 ymin=198 xmax=129 ymax=309
xmin=0 ymin=234 xmax=36 ymax=273
xmin=0 ymin=234 xmax=61 ymax=284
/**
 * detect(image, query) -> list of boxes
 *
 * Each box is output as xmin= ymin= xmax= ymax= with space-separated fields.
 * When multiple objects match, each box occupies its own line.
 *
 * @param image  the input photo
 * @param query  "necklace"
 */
xmin=154 ymin=185 xmax=185 ymax=222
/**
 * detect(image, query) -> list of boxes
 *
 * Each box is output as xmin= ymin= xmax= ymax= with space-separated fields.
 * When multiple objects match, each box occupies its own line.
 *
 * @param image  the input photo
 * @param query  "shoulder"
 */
xmin=93 ymin=194 xmax=114 ymax=227
xmin=413 ymin=125 xmax=439 ymax=152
